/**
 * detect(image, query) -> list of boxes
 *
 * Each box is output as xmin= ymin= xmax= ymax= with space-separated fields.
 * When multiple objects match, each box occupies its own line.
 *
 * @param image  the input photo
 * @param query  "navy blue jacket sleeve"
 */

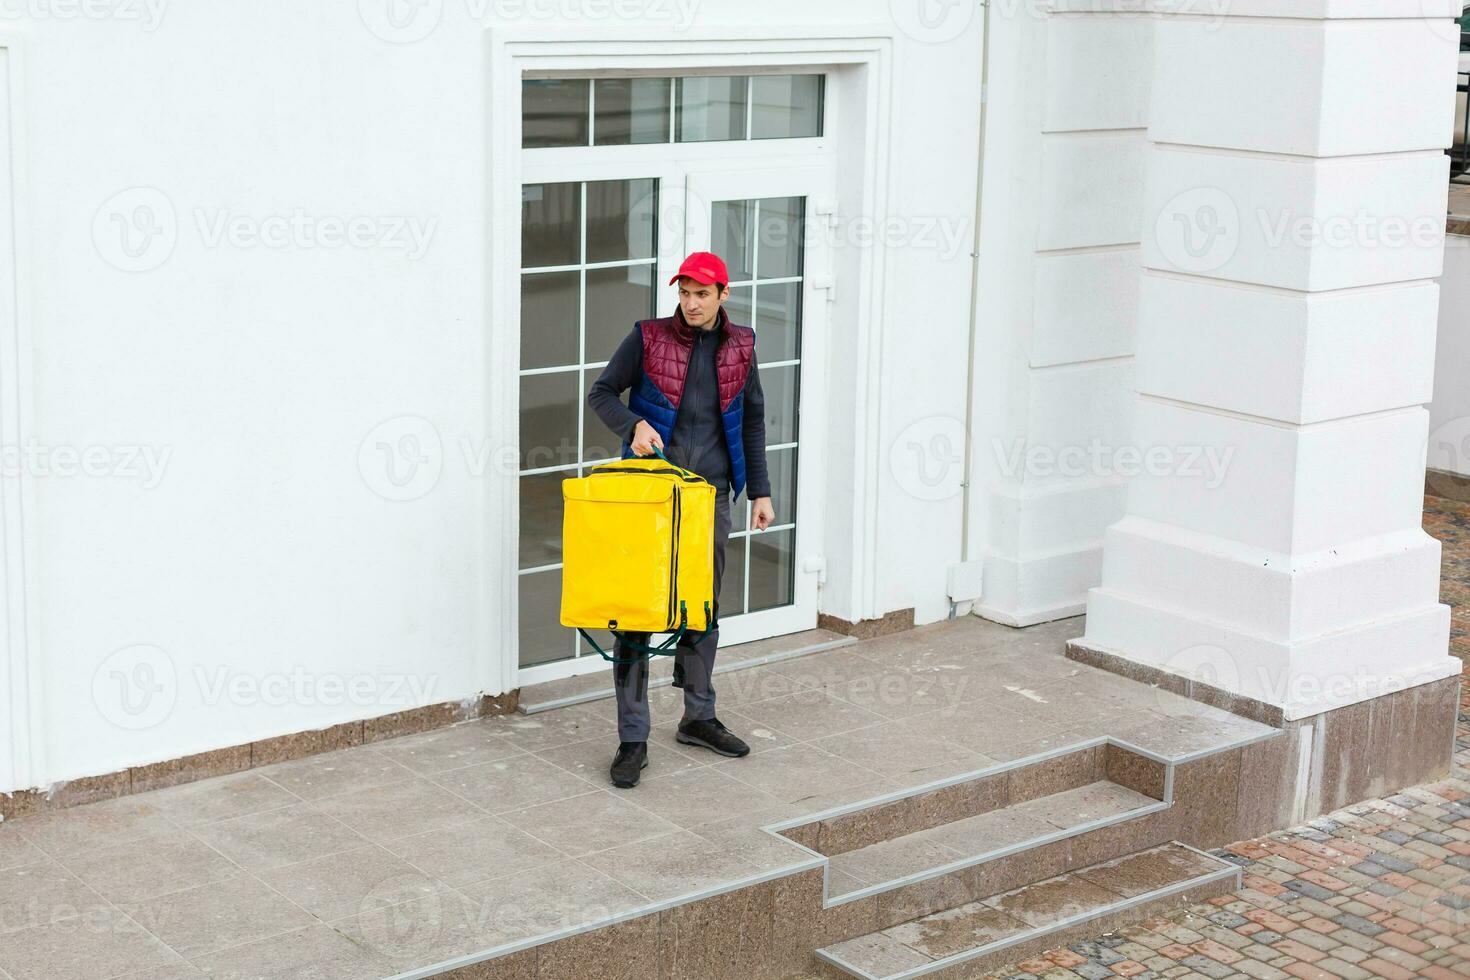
xmin=742 ymin=351 xmax=772 ymax=500
xmin=587 ymin=326 xmax=645 ymax=444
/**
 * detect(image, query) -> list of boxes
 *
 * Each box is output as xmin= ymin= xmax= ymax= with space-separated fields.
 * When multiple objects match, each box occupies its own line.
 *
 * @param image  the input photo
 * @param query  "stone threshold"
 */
xmin=517 ymin=628 xmax=858 ymax=713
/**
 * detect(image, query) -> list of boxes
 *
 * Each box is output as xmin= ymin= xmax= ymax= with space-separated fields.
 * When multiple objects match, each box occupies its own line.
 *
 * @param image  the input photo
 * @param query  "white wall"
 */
xmin=1430 ymin=234 xmax=1470 ymax=480
xmin=0 ymin=1 xmax=989 ymax=792
xmin=968 ymin=2 xmax=1151 ymax=627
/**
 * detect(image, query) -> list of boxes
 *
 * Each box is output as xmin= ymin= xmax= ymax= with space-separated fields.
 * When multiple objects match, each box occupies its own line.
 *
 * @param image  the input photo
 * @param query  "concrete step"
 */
xmin=825 ymin=780 xmax=1160 ymax=901
xmin=815 ymin=841 xmax=1240 ymax=979
xmin=767 ymin=739 xmax=1181 ymax=932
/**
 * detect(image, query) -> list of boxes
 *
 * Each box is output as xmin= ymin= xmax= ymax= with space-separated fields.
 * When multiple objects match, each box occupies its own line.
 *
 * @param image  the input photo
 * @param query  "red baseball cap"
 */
xmin=669 ymin=251 xmax=729 ymax=287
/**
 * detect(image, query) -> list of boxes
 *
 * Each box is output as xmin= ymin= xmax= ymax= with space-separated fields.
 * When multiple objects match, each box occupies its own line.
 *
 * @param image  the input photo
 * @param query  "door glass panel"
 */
xmin=518 ymin=570 xmax=569 ymax=667
xmin=522 ymin=182 xmax=581 ymax=269
xmin=518 ymin=178 xmax=659 ymax=669
xmin=676 ymin=76 xmax=749 ymax=142
xmin=756 ymin=196 xmax=804 ymax=280
xmin=721 ymin=536 xmax=747 ymax=617
xmin=761 ymin=363 xmax=799 ymax=446
xmin=587 ymin=178 xmax=657 ymax=263
xmin=754 ymin=280 xmax=800 ymax=364
xmin=748 ymin=529 xmax=795 ymax=612
xmin=724 ymin=285 xmax=753 ymax=331
xmin=522 ymin=80 xmax=589 ymax=148
xmin=711 ymin=200 xmax=754 ymax=281
xmin=751 ymin=75 xmax=824 ymax=140
xmin=581 ymin=369 xmax=623 ymax=464
xmin=594 ymin=78 xmax=671 ymax=146
xmin=519 ymin=473 xmax=566 ymax=569
xmin=520 ymin=271 xmax=579 ymax=369
xmin=519 ymin=372 xmax=578 ymax=471
xmin=585 ymin=264 xmax=653 ymax=364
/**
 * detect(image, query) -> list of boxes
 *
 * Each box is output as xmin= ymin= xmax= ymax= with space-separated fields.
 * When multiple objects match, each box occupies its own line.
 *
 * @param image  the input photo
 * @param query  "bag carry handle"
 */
xmin=639 ymin=445 xmax=707 ymax=484
xmin=578 ymin=600 xmax=715 ymax=664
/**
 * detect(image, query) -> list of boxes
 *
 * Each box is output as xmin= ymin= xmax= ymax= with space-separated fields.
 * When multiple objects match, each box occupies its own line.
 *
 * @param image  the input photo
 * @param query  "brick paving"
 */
xmin=984 ymin=496 xmax=1470 ymax=980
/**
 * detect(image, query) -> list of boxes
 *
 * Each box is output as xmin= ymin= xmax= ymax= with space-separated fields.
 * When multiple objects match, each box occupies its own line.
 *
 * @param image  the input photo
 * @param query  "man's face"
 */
xmin=678 ymin=278 xmax=728 ymax=329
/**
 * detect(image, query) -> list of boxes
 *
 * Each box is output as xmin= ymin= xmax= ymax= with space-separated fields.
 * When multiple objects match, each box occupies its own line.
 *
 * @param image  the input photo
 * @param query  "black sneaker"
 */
xmin=609 ymin=741 xmax=648 ymax=788
xmin=675 ymin=716 xmax=749 ymax=758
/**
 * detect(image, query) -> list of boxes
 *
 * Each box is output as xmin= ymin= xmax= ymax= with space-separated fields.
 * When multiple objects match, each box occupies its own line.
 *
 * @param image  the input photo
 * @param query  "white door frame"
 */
xmin=0 ymin=37 xmax=42 ymax=794
xmin=486 ymin=26 xmax=897 ymax=697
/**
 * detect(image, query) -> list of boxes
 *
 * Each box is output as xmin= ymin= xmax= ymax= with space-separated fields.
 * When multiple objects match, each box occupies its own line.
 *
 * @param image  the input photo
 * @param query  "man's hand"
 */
xmin=751 ymin=497 xmax=775 ymax=531
xmin=630 ymin=420 xmax=664 ymax=456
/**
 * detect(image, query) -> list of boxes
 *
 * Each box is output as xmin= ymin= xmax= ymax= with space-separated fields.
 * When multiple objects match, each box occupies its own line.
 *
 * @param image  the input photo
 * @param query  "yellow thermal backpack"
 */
xmin=560 ymin=449 xmax=716 ymax=662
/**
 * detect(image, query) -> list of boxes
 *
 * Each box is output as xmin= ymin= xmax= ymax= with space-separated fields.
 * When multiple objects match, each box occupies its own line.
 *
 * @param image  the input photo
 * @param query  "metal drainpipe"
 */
xmin=953 ymin=0 xmax=993 ymax=620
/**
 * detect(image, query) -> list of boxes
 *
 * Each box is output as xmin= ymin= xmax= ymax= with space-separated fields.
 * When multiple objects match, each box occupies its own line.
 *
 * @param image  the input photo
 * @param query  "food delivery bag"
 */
xmin=559 ymin=453 xmax=716 ymax=640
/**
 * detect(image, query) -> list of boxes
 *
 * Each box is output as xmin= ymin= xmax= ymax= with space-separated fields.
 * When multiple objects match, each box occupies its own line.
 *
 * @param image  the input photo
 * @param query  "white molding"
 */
xmin=0 ymin=37 xmax=40 ymax=794
xmin=485 ymin=25 xmax=896 ymax=695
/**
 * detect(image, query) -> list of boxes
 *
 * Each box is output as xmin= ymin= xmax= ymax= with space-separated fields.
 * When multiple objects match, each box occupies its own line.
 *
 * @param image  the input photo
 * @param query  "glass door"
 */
xmin=514 ymin=163 xmax=833 ymax=682
xmin=684 ymin=167 xmax=833 ymax=648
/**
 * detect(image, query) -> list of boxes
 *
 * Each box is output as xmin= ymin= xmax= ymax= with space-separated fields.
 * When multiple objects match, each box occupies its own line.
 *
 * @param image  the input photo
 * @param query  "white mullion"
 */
xmin=760 ymin=358 xmax=800 ymax=371
xmin=520 ymin=363 xmax=581 ymax=377
xmin=729 ymin=522 xmax=797 ymax=540
xmin=519 ymin=562 xmax=564 ymax=575
xmin=587 ymin=78 xmax=597 ymax=146
xmin=668 ymin=77 xmax=677 ymax=143
xmin=725 ymin=274 xmax=802 ymax=289
xmin=523 ymin=256 xmax=657 ymax=276
xmin=520 ymin=460 xmax=582 ymax=477
xmin=744 ymin=75 xmax=754 ymax=140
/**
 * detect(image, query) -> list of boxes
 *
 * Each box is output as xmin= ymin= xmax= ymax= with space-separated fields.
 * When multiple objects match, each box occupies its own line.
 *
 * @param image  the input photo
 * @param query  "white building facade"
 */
xmin=0 ymin=0 xmax=1461 ymax=805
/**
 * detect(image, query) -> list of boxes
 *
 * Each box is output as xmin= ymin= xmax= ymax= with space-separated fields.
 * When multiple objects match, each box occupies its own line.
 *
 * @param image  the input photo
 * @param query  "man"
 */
xmin=587 ymin=251 xmax=775 ymax=789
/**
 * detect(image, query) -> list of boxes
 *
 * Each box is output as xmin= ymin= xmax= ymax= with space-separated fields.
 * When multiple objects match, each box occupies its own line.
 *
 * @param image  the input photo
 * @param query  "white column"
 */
xmin=1077 ymin=1 xmax=1463 ymax=721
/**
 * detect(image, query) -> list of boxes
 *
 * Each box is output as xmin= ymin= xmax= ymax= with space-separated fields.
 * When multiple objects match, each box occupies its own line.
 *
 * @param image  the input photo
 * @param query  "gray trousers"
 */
xmin=614 ymin=489 xmax=732 ymax=742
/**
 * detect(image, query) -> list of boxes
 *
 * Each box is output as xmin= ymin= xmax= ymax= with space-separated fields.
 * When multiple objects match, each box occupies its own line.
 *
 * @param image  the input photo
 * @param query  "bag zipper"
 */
xmin=596 ymin=466 xmax=706 ymax=484
xmin=668 ymin=486 xmax=681 ymax=630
